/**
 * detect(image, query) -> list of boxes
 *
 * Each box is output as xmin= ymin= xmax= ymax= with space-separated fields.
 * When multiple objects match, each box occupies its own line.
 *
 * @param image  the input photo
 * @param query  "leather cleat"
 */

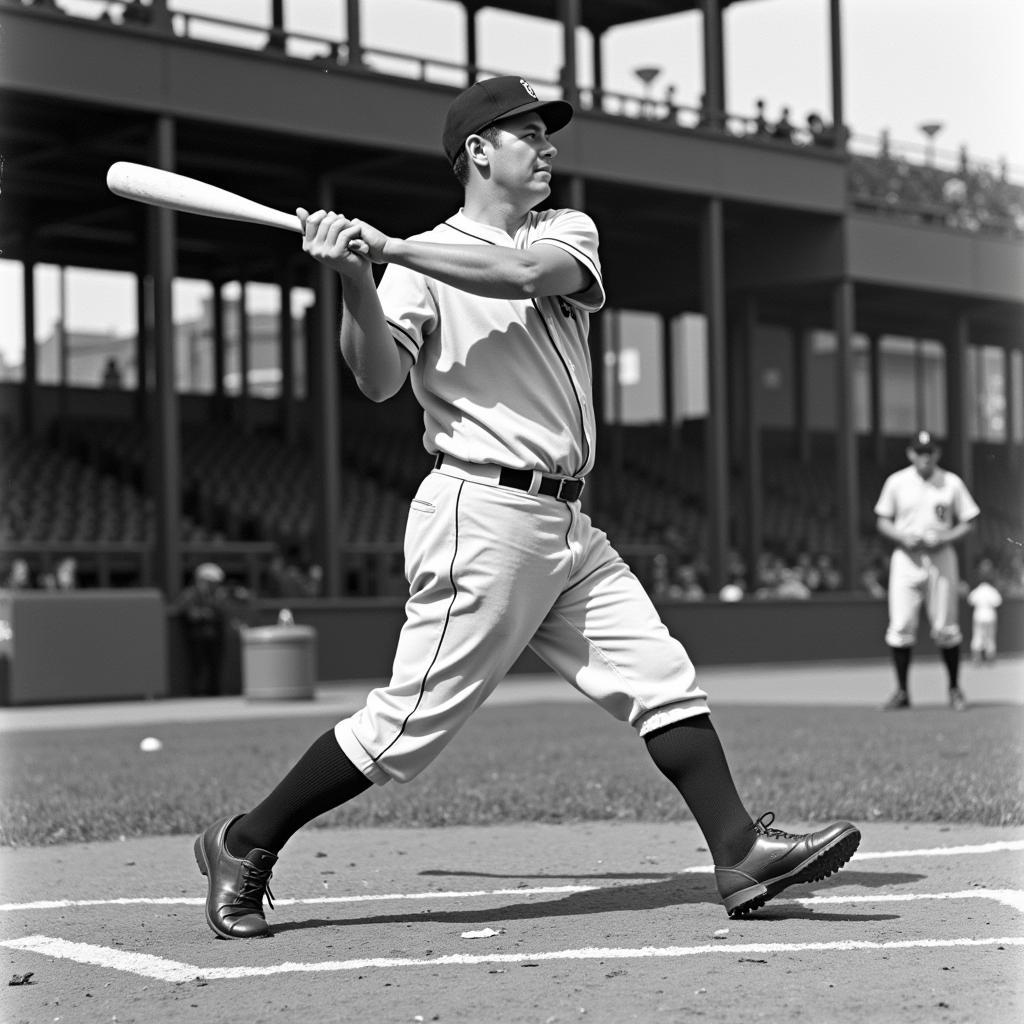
xmin=194 ymin=814 xmax=277 ymax=939
xmin=883 ymin=690 xmax=910 ymax=710
xmin=715 ymin=812 xmax=861 ymax=918
xmin=948 ymin=687 xmax=967 ymax=711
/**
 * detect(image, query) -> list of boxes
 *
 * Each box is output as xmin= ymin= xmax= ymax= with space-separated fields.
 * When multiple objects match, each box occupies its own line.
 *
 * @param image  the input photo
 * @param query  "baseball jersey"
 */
xmin=967 ymin=582 xmax=1002 ymax=623
xmin=376 ymin=207 xmax=605 ymax=478
xmin=873 ymin=466 xmax=980 ymax=537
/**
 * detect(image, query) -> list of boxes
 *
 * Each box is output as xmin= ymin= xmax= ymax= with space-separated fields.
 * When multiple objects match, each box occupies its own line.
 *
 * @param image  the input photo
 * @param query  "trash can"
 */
xmin=241 ymin=621 xmax=317 ymax=701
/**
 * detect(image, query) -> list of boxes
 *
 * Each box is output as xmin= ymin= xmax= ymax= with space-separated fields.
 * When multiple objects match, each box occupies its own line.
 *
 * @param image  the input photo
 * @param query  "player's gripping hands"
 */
xmin=297 ymin=208 xmax=391 ymax=275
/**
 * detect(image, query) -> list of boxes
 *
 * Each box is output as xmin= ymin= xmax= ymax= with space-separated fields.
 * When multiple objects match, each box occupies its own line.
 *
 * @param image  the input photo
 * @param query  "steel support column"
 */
xmin=148 ymin=114 xmax=181 ymax=595
xmin=20 ymin=251 xmax=36 ymax=437
xmin=279 ymin=264 xmax=296 ymax=444
xmin=701 ymin=197 xmax=729 ymax=590
xmin=700 ymin=0 xmax=726 ymax=131
xmin=829 ymin=0 xmax=847 ymax=147
xmin=558 ymin=0 xmax=580 ymax=106
xmin=832 ymin=278 xmax=858 ymax=589
xmin=739 ymin=293 xmax=763 ymax=583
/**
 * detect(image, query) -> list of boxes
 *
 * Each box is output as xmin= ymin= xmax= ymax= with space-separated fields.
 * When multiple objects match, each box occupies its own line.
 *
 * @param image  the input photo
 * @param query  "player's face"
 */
xmin=908 ymin=446 xmax=939 ymax=478
xmin=488 ymin=113 xmax=557 ymax=201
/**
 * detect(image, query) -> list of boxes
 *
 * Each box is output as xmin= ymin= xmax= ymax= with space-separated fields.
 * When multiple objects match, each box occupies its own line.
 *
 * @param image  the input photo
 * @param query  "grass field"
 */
xmin=2 ymin=700 xmax=1022 ymax=847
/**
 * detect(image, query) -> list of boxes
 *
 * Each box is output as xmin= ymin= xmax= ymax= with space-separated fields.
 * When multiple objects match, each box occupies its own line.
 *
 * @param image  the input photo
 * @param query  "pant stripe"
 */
xmin=372 ymin=480 xmax=465 ymax=764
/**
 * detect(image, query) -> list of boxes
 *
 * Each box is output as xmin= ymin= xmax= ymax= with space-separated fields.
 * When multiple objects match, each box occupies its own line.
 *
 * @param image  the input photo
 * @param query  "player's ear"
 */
xmin=465 ymin=133 xmax=491 ymax=169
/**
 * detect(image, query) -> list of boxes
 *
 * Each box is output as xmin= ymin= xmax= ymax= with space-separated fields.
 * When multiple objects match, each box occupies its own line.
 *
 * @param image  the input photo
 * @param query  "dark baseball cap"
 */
xmin=442 ymin=75 xmax=574 ymax=166
xmin=909 ymin=429 xmax=938 ymax=453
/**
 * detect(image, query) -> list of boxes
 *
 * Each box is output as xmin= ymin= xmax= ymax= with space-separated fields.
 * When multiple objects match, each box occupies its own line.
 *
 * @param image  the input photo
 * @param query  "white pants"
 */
xmin=336 ymin=463 xmax=709 ymax=784
xmin=885 ymin=546 xmax=962 ymax=649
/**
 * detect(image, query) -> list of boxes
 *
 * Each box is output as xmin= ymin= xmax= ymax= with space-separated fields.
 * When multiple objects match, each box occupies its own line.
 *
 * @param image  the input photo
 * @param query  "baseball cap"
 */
xmin=909 ymin=429 xmax=938 ymax=453
xmin=442 ymin=75 xmax=574 ymax=165
xmin=195 ymin=562 xmax=225 ymax=583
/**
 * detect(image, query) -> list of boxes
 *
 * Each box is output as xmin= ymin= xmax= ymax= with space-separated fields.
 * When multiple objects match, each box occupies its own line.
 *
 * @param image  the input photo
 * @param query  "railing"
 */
xmin=10 ymin=0 xmax=1020 ymax=184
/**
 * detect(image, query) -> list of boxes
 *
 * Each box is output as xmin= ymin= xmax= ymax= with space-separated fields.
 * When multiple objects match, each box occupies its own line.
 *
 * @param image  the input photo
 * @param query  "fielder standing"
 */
xmin=874 ymin=429 xmax=980 ymax=709
xmin=195 ymin=76 xmax=860 ymax=939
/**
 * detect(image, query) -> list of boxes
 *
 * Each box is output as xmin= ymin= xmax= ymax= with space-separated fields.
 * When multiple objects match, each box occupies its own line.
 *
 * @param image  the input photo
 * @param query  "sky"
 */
xmin=2 ymin=0 xmax=1022 ymax=360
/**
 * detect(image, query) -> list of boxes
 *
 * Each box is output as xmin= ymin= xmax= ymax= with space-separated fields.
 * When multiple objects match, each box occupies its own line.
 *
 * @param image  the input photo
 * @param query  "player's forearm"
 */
xmin=339 ymin=272 xmax=408 ymax=402
xmin=381 ymin=239 xmax=555 ymax=299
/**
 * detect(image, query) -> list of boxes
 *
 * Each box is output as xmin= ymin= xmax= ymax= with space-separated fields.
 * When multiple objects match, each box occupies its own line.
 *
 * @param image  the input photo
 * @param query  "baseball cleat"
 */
xmin=194 ymin=814 xmax=277 ymax=939
xmin=715 ymin=812 xmax=861 ymax=918
xmin=882 ymin=690 xmax=910 ymax=710
xmin=948 ymin=687 xmax=967 ymax=711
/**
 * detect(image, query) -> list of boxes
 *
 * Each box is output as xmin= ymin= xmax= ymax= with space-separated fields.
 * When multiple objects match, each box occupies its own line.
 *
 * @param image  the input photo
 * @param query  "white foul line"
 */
xmin=2 ymin=933 xmax=1022 ymax=983
xmin=2 ymin=839 xmax=1023 ymax=913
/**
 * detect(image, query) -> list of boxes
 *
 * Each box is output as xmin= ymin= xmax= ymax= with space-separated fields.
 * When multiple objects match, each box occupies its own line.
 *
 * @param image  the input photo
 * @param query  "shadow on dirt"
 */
xmin=270 ymin=873 xmax=904 ymax=935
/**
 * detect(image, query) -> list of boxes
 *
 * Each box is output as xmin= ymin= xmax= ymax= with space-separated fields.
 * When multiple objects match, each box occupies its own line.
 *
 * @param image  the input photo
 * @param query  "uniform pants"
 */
xmin=885 ymin=546 xmax=963 ymax=649
xmin=336 ymin=464 xmax=709 ymax=785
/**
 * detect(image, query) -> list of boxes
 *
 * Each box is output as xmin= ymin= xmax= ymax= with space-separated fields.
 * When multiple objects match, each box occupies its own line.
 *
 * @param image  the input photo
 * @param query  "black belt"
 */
xmin=434 ymin=454 xmax=585 ymax=503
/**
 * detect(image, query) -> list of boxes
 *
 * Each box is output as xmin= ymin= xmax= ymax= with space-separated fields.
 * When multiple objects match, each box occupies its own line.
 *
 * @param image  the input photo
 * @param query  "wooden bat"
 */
xmin=105 ymin=161 xmax=369 ymax=252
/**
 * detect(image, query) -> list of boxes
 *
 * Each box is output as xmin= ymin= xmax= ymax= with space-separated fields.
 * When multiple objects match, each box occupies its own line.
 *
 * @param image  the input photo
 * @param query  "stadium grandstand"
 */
xmin=1 ymin=0 xmax=1022 ymax=697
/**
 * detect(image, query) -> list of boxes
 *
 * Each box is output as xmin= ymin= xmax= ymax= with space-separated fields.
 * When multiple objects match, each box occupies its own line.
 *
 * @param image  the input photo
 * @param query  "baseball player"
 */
xmin=967 ymin=558 xmax=1003 ymax=664
xmin=874 ymin=429 xmax=980 ymax=710
xmin=194 ymin=75 xmax=860 ymax=939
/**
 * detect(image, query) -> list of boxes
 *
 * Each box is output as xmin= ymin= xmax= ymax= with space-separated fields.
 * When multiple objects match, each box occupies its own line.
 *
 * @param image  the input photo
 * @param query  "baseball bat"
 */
xmin=105 ymin=161 xmax=369 ymax=252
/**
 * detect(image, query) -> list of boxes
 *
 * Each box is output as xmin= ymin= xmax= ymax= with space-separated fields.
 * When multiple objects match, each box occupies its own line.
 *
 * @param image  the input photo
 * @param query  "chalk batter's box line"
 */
xmin=2 ymin=838 xmax=1022 ymax=914
xmin=2 ymin=931 xmax=1023 ymax=984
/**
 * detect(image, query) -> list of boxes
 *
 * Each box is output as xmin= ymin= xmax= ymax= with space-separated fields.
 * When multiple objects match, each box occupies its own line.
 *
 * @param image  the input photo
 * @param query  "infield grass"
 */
xmin=2 ymin=700 xmax=1021 ymax=847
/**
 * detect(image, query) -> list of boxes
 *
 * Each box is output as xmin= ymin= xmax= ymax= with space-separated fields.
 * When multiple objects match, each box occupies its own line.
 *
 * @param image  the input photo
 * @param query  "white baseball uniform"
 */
xmin=334 ymin=207 xmax=709 ymax=785
xmin=967 ymin=581 xmax=1002 ymax=659
xmin=874 ymin=465 xmax=980 ymax=649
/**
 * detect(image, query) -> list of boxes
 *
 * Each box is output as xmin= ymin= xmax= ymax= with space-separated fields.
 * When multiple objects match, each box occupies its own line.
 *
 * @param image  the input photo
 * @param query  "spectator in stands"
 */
xmin=40 ymin=556 xmax=79 ymax=591
xmin=860 ymin=558 xmax=888 ymax=599
xmin=771 ymin=107 xmax=796 ymax=143
xmin=751 ymin=98 xmax=770 ymax=137
xmin=2 ymin=558 xmax=33 ymax=590
xmin=774 ymin=567 xmax=812 ymax=600
xmin=814 ymin=553 xmax=844 ymax=592
xmin=101 ymin=357 xmax=123 ymax=389
xmin=174 ymin=562 xmax=238 ymax=697
xmin=671 ymin=561 xmax=706 ymax=601
xmin=662 ymin=85 xmax=681 ymax=126
xmin=794 ymin=551 xmax=822 ymax=592
xmin=806 ymin=112 xmax=835 ymax=148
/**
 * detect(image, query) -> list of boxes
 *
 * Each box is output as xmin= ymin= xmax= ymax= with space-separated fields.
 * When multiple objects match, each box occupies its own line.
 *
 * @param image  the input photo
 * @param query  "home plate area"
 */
xmin=2 ymin=824 xmax=1022 ymax=1022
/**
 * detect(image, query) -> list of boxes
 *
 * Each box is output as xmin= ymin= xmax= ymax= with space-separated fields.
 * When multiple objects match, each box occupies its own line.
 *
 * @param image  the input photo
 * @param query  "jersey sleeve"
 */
xmin=529 ymin=208 xmax=605 ymax=312
xmin=873 ymin=476 xmax=897 ymax=519
xmin=376 ymin=261 xmax=439 ymax=361
xmin=951 ymin=474 xmax=981 ymax=524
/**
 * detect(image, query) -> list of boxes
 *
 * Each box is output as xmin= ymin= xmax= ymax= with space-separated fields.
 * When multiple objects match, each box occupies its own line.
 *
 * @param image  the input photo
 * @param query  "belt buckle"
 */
xmin=556 ymin=477 xmax=584 ymax=502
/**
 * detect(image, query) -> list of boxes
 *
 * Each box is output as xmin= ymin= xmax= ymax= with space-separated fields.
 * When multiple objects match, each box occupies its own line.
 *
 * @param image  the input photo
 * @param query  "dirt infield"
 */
xmin=3 ymin=820 xmax=1023 ymax=1024
xmin=2 ymin=659 xmax=1022 ymax=1022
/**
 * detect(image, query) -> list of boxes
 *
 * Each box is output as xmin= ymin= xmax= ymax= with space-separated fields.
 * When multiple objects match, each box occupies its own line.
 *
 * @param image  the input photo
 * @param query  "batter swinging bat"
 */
xmin=106 ymin=161 xmax=369 ymax=252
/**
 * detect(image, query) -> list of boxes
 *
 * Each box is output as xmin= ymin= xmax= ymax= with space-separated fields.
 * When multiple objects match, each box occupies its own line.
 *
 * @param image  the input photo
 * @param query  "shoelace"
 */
xmin=753 ymin=811 xmax=801 ymax=841
xmin=238 ymin=861 xmax=275 ymax=911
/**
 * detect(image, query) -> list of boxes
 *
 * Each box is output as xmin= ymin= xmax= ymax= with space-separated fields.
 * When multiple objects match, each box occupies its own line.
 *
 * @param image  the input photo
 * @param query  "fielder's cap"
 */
xmin=195 ymin=562 xmax=225 ymax=583
xmin=442 ymin=75 xmax=574 ymax=165
xmin=909 ymin=429 xmax=938 ymax=453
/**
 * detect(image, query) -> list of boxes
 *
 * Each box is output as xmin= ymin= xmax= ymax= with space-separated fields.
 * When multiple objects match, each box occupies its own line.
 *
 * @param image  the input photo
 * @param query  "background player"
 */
xmin=194 ymin=75 xmax=860 ymax=939
xmin=874 ymin=429 xmax=980 ymax=710
xmin=967 ymin=557 xmax=1003 ymax=665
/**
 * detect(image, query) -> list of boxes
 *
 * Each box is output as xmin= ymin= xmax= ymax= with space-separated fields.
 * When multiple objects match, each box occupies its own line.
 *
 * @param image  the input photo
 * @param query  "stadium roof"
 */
xmin=482 ymin=1 xmax=754 ymax=35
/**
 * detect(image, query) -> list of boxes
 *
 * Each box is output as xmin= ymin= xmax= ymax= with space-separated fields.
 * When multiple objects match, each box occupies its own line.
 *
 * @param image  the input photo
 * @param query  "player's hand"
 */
xmin=920 ymin=530 xmax=945 ymax=551
xmin=902 ymin=532 xmax=923 ymax=552
xmin=297 ymin=208 xmax=373 ymax=276
xmin=345 ymin=218 xmax=391 ymax=264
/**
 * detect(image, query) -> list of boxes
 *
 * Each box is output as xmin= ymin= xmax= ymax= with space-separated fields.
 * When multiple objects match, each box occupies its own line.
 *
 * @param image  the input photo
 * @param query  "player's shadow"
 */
xmin=418 ymin=867 xmax=925 ymax=889
xmin=271 ymin=873 xmax=904 ymax=935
